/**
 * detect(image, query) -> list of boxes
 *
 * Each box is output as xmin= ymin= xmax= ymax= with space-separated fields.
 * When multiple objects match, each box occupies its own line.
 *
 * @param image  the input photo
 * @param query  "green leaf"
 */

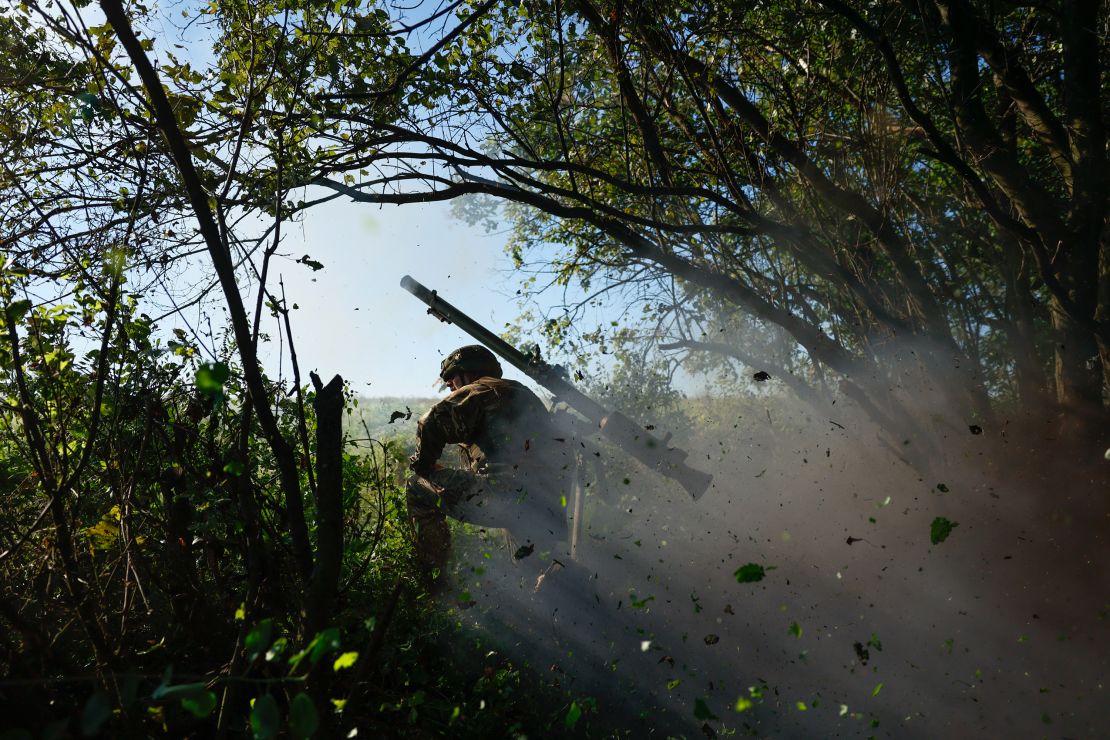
xmin=310 ymin=627 xmax=341 ymax=663
xmin=250 ymin=694 xmax=281 ymax=740
xmin=224 ymin=460 xmax=246 ymax=476
xmin=565 ymin=700 xmax=582 ymax=730
xmin=930 ymin=517 xmax=959 ymax=545
xmin=196 ymin=362 xmax=230 ymax=398
xmin=5 ymin=299 xmax=32 ymax=323
xmin=871 ymin=682 xmax=883 ymax=697
xmin=152 ymin=681 xmax=207 ymax=701
xmin=734 ymin=696 xmax=752 ymax=712
xmin=297 ymin=254 xmax=325 ymax=271
xmin=245 ymin=618 xmax=274 ymax=661
xmin=265 ymin=637 xmax=288 ymax=662
xmin=81 ymin=690 xmax=113 ymax=736
xmin=288 ymin=693 xmax=319 ymax=740
xmin=694 ymin=698 xmax=719 ymax=721
xmin=789 ymin=621 xmax=802 ymax=638
xmin=332 ymin=651 xmax=359 ymax=671
xmin=290 ymin=628 xmax=342 ymax=672
xmin=733 ymin=563 xmax=766 ymax=583
xmin=181 ymin=691 xmax=217 ymax=718
xmin=74 ymin=92 xmax=101 ymax=122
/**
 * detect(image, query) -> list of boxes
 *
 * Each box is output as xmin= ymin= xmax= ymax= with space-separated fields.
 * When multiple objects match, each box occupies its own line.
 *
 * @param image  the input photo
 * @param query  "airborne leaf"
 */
xmin=733 ymin=563 xmax=766 ymax=583
xmin=694 ymin=698 xmax=719 ymax=721
xmin=930 ymin=517 xmax=959 ymax=545
xmin=297 ymin=254 xmax=325 ymax=271
xmin=565 ymin=700 xmax=582 ymax=730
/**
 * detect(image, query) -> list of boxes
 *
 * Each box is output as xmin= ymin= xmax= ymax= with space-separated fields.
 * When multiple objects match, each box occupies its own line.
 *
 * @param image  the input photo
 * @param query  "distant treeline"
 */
xmin=346 ymin=396 xmax=437 ymax=447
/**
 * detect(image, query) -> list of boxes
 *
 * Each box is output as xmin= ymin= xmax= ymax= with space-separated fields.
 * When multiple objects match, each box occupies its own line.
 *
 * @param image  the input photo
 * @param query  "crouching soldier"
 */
xmin=406 ymin=345 xmax=566 ymax=590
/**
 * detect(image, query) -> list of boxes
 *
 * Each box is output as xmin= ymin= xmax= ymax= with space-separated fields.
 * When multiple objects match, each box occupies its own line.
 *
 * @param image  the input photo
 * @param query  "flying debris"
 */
xmin=753 ymin=371 xmax=771 ymax=382
xmin=296 ymin=254 xmax=325 ymax=271
xmin=388 ymin=407 xmax=412 ymax=424
xmin=930 ymin=517 xmax=959 ymax=544
xmin=733 ymin=563 xmax=767 ymax=583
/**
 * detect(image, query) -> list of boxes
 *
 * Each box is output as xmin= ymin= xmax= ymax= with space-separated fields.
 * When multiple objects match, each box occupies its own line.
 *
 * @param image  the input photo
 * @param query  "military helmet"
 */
xmin=439 ymin=345 xmax=502 ymax=381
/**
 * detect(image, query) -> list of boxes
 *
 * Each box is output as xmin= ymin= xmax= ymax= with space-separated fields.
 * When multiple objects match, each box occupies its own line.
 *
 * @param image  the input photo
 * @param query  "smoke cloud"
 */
xmin=429 ymin=336 xmax=1109 ymax=737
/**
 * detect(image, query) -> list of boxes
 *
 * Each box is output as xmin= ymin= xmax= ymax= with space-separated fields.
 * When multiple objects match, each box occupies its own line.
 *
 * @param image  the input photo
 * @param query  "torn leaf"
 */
xmin=930 ymin=517 xmax=959 ymax=545
xmin=734 ymin=563 xmax=766 ymax=583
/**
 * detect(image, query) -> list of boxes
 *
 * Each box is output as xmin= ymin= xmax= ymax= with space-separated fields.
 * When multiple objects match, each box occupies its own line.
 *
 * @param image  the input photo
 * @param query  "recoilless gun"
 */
xmin=401 ymin=275 xmax=713 ymax=500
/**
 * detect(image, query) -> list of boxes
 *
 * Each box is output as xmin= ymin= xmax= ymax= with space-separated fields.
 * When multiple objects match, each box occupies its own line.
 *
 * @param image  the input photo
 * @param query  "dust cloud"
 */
xmin=434 ymin=344 xmax=1109 ymax=737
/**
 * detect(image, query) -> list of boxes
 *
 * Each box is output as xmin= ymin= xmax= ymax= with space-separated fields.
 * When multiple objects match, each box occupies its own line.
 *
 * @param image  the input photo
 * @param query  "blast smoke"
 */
xmin=428 ymin=333 xmax=1109 ymax=737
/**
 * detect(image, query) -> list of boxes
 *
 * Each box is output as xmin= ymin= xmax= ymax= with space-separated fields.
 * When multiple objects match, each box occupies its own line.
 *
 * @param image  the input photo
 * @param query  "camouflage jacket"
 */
xmin=410 ymin=377 xmax=553 ymax=476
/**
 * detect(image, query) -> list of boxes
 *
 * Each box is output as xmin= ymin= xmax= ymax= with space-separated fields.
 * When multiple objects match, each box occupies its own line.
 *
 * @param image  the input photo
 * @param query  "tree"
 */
xmin=0 ymin=0 xmax=411 ymax=731
xmin=296 ymin=0 xmax=1108 ymax=458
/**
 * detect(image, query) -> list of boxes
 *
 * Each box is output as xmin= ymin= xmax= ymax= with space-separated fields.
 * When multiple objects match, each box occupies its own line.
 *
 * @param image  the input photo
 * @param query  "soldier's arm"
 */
xmin=409 ymin=385 xmax=488 ymax=473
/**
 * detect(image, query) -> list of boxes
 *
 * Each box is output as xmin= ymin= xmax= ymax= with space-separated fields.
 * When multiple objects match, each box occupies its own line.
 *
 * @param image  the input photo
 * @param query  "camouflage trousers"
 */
xmin=405 ymin=466 xmax=564 ymax=577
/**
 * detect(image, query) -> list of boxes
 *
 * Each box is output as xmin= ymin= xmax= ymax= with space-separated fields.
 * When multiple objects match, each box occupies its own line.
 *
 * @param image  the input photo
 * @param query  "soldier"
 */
xmin=406 ymin=345 xmax=566 ymax=590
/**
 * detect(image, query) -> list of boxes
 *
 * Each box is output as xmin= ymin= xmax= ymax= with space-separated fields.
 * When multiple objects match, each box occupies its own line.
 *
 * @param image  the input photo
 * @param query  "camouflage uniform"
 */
xmin=407 ymin=375 xmax=564 ymax=576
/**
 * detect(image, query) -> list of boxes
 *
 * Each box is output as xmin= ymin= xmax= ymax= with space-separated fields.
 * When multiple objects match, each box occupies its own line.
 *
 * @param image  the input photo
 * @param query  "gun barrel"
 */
xmin=401 ymin=275 xmax=713 ymax=500
xmin=401 ymin=275 xmax=537 ymax=381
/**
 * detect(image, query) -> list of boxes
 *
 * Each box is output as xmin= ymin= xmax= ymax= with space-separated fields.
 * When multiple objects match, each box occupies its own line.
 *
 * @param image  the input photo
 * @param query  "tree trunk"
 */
xmin=305 ymin=372 xmax=345 ymax=637
xmin=1050 ymin=305 xmax=1106 ymax=441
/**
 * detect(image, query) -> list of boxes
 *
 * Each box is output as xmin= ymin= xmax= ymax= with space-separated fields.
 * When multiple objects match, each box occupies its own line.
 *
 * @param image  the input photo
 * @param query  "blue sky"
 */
xmin=270 ymin=191 xmax=539 ymax=397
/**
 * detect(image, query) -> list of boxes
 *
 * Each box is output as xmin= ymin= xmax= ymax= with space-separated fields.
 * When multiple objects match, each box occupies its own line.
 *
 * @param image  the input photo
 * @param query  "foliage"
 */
xmin=270 ymin=0 xmax=1108 ymax=453
xmin=1 ymin=0 xmax=1106 ymax=734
